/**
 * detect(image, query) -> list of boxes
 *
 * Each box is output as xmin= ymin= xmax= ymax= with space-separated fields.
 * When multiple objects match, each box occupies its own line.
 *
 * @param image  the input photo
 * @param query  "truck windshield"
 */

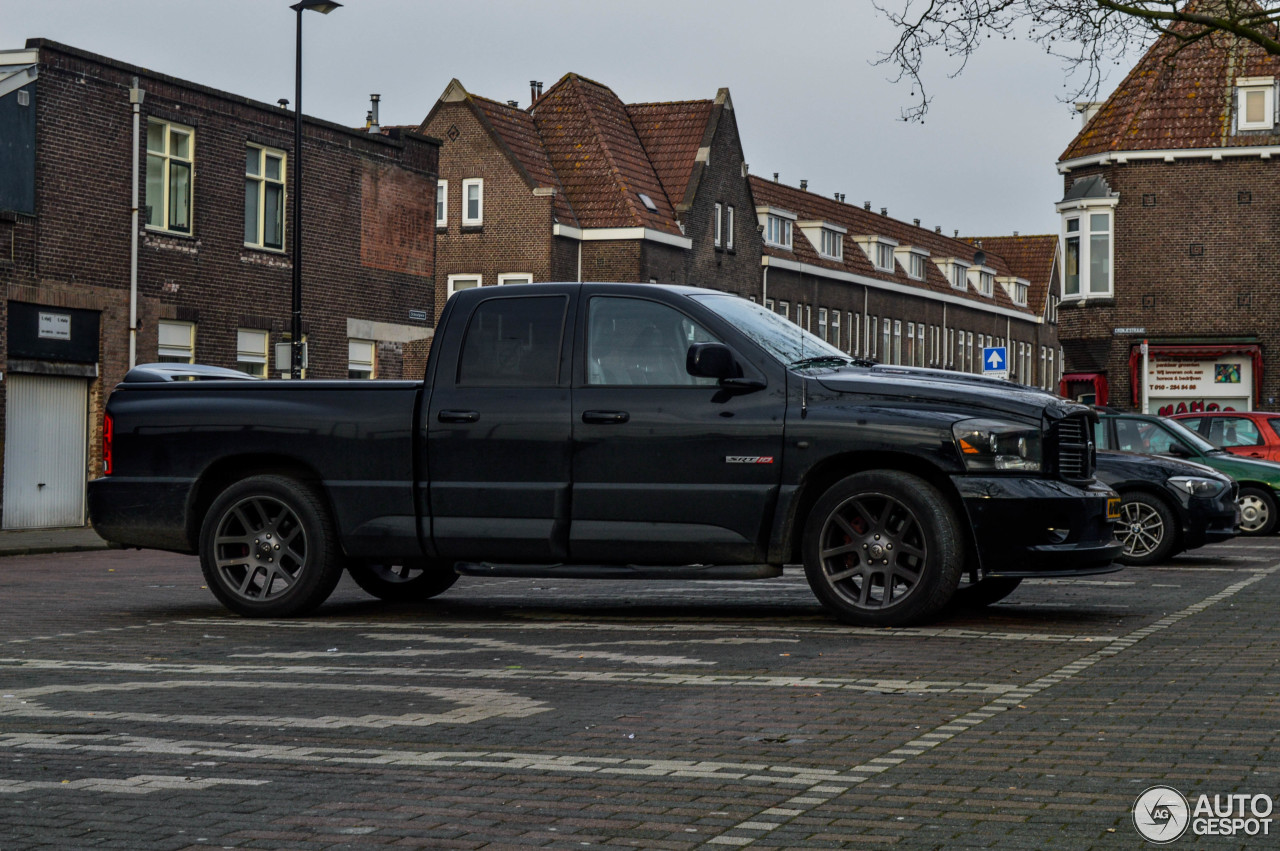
xmin=691 ymin=293 xmax=853 ymax=368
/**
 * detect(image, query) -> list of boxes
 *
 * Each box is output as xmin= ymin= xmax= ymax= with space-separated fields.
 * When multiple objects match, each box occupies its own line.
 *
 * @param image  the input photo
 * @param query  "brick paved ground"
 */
xmin=1 ymin=540 xmax=1277 ymax=849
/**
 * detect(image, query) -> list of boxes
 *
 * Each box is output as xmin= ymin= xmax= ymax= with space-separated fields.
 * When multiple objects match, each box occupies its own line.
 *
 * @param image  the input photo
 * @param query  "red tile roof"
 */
xmin=963 ymin=234 xmax=1058 ymax=316
xmin=750 ymin=176 xmax=1038 ymax=317
xmin=470 ymin=94 xmax=578 ymax=226
xmin=1061 ymin=1 xmax=1280 ymax=160
xmin=531 ymin=74 xmax=681 ymax=235
xmin=627 ymin=99 xmax=715 ymax=210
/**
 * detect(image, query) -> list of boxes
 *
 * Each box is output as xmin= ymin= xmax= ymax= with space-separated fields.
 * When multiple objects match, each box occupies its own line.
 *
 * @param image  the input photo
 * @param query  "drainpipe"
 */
xmin=128 ymin=78 xmax=144 ymax=369
xmin=761 ymin=264 xmax=768 ymax=309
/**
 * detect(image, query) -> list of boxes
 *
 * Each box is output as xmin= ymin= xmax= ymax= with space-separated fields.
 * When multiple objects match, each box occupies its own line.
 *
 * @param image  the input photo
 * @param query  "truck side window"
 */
xmin=587 ymin=297 xmax=720 ymax=386
xmin=457 ymin=295 xmax=566 ymax=386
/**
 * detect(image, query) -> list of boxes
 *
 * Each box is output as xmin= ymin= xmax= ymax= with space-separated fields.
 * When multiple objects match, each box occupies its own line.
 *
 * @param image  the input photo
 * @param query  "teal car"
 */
xmin=1096 ymin=411 xmax=1280 ymax=535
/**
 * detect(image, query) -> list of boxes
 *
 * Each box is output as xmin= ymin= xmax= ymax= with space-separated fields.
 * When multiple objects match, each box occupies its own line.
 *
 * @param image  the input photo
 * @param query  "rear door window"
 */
xmin=457 ymin=295 xmax=567 ymax=386
xmin=1207 ymin=416 xmax=1263 ymax=447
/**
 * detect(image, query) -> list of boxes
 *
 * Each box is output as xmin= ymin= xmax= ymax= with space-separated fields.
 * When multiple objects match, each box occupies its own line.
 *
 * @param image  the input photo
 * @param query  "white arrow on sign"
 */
xmin=986 ymin=349 xmax=1004 ymax=369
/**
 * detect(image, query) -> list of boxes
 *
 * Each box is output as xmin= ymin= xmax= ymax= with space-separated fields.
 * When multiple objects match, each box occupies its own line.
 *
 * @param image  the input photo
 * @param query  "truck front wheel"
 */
xmin=199 ymin=475 xmax=344 ymax=617
xmin=802 ymin=471 xmax=963 ymax=627
xmin=346 ymin=560 xmax=459 ymax=602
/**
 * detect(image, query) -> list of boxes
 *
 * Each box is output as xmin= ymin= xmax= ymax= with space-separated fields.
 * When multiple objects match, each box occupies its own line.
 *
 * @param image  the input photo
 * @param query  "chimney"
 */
xmin=800 ymin=179 xmax=808 ymax=191
xmin=838 ymin=193 xmax=845 ymax=203
xmin=277 ymin=98 xmax=290 ymax=109
xmin=954 ymin=229 xmax=959 ymax=238
xmin=935 ymin=226 xmax=941 ymax=233
xmin=881 ymin=207 xmax=887 ymax=216
xmin=1075 ymin=101 xmax=1104 ymax=125
xmin=773 ymin=172 xmax=779 ymax=182
xmin=913 ymin=218 xmax=920 ymax=227
xmin=864 ymin=201 xmax=871 ymax=211
xmin=368 ymin=94 xmax=381 ymax=134
xmin=1013 ymin=230 xmax=1020 ymax=236
xmin=531 ymin=80 xmax=544 ymax=104
xmin=508 ymin=100 xmax=518 ymax=107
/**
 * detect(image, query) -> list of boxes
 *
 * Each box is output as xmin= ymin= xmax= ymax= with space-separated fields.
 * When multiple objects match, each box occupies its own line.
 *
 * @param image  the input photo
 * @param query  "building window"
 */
xmin=818 ymin=308 xmax=828 ymax=341
xmin=876 ymin=242 xmax=894 ymax=272
xmin=910 ymin=253 xmax=926 ymax=280
xmin=236 ymin=328 xmax=269 ymax=377
xmin=157 ymin=320 xmax=195 ymax=364
xmin=832 ymin=311 xmax=841 ymax=351
xmin=882 ymin=318 xmax=891 ymax=362
xmin=146 ymin=119 xmax=193 ymax=234
xmin=244 ymin=144 xmax=286 ymax=250
xmin=726 ymin=205 xmax=735 ymax=249
xmin=851 ymin=312 xmax=859 ymax=355
xmin=436 ymin=180 xmax=448 ymax=227
xmin=448 ymin=274 xmax=482 ymax=297
xmin=976 ymin=270 xmax=994 ymax=297
xmin=348 ymin=339 xmax=376 ymax=379
xmin=714 ymin=202 xmax=723 ymax=248
xmin=1237 ymin=79 xmax=1275 ymax=131
xmin=779 ymin=300 xmax=789 ymax=320
xmin=804 ymin=304 xmax=811 ymax=330
xmin=765 ymin=298 xmax=775 ymax=312
xmin=820 ymin=229 xmax=843 ymax=261
xmin=497 ymin=273 xmax=533 ymax=285
xmin=904 ymin=322 xmax=914 ymax=365
xmin=1063 ymin=211 xmax=1113 ymax=298
xmin=951 ymin=264 xmax=967 ymax=290
xmin=893 ymin=320 xmax=903 ymax=364
xmin=916 ymin=324 xmax=925 ymax=366
xmin=765 ymin=214 xmax=793 ymax=249
xmin=462 ymin=178 xmax=483 ymax=226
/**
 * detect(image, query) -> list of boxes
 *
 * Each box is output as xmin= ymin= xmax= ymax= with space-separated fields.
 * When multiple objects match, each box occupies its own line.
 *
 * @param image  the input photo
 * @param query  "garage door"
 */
xmin=3 ymin=373 xmax=88 ymax=529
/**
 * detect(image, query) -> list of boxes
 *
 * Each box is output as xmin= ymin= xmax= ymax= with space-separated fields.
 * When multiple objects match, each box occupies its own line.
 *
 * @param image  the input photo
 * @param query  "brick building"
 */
xmin=421 ymin=74 xmax=760 ymax=311
xmin=0 ymin=40 xmax=439 ymax=529
xmin=1055 ymin=9 xmax=1280 ymax=413
xmin=751 ymin=176 xmax=1062 ymax=386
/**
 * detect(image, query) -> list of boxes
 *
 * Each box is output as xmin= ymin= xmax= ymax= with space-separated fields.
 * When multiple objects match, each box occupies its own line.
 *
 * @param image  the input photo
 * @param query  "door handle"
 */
xmin=582 ymin=410 xmax=630 ymax=424
xmin=438 ymin=410 xmax=480 ymax=424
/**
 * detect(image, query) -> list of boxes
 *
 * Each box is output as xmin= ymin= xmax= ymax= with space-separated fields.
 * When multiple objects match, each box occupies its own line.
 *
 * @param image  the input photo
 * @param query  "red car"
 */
xmin=1171 ymin=411 xmax=1280 ymax=463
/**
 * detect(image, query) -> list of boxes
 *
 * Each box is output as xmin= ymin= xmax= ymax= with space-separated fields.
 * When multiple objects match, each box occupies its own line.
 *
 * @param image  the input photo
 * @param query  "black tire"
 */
xmin=1237 ymin=486 xmax=1279 ymax=536
xmin=198 ymin=475 xmax=344 ymax=617
xmin=952 ymin=576 xmax=1023 ymax=608
xmin=1116 ymin=491 xmax=1179 ymax=565
xmin=347 ymin=560 xmax=458 ymax=602
xmin=802 ymin=470 xmax=964 ymax=626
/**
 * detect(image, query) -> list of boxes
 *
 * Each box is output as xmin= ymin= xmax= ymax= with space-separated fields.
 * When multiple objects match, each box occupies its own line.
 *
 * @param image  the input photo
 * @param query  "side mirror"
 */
xmin=1168 ymin=442 xmax=1194 ymax=459
xmin=686 ymin=342 xmax=738 ymax=380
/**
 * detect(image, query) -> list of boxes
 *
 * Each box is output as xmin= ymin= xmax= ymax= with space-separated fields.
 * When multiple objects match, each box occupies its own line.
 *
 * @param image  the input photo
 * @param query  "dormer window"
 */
xmin=894 ymin=246 xmax=930 ymax=281
xmin=853 ymin=236 xmax=899 ymax=273
xmin=967 ymin=267 xmax=996 ymax=298
xmin=999 ymin=276 xmax=1031 ymax=307
xmin=934 ymin=258 xmax=970 ymax=290
xmin=1237 ymin=77 xmax=1275 ymax=131
xmin=758 ymin=206 xmax=796 ymax=250
xmin=820 ymin=228 xmax=843 ymax=260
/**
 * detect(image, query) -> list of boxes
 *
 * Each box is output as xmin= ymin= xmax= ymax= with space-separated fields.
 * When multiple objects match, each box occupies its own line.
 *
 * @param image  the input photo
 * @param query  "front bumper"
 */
xmin=1181 ymin=493 xmax=1240 ymax=549
xmin=953 ymin=475 xmax=1123 ymax=577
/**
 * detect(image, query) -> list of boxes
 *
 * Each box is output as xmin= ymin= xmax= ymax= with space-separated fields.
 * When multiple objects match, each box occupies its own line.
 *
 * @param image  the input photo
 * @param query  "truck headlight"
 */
xmin=1168 ymin=476 xmax=1226 ymax=497
xmin=953 ymin=419 xmax=1043 ymax=473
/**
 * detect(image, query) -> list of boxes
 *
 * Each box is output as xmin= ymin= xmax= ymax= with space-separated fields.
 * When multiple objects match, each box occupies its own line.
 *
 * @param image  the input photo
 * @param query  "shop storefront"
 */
xmin=1129 ymin=343 xmax=1261 ymax=416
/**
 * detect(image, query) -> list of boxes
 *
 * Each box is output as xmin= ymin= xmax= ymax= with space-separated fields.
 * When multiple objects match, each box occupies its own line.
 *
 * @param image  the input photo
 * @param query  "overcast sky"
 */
xmin=3 ymin=0 xmax=1135 ymax=237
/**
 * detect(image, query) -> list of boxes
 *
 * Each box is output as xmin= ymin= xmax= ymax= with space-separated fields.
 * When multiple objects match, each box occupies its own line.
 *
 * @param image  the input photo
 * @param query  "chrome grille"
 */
xmin=1055 ymin=415 xmax=1094 ymax=480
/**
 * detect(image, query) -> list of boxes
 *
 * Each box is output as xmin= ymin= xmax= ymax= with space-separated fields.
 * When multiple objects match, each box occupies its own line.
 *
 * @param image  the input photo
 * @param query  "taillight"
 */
xmin=103 ymin=413 xmax=114 ymax=475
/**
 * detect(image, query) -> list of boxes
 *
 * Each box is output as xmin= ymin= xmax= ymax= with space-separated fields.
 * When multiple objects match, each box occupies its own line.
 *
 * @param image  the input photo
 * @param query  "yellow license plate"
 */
xmin=1107 ymin=496 xmax=1122 ymax=520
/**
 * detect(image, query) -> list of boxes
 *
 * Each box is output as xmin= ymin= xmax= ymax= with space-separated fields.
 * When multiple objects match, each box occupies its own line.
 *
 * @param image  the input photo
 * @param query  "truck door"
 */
xmin=570 ymin=290 xmax=786 ymax=564
xmin=426 ymin=290 xmax=574 ymax=561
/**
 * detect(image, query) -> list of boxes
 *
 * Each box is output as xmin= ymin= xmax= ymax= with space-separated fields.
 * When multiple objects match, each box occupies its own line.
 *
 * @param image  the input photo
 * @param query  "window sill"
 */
xmin=243 ymin=244 xmax=286 ymax=255
xmin=1060 ymin=296 xmax=1116 ymax=307
xmin=145 ymin=226 xmax=195 ymax=239
xmin=461 ymin=223 xmax=484 ymax=232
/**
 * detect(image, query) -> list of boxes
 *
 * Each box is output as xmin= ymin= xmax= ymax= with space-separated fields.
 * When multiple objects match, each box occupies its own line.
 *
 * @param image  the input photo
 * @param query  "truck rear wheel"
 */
xmin=199 ymin=475 xmax=344 ymax=617
xmin=347 ymin=560 xmax=458 ymax=602
xmin=802 ymin=471 xmax=963 ymax=626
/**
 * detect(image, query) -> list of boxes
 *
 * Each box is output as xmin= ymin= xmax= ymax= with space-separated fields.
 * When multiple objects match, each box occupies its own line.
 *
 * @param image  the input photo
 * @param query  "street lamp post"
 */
xmin=290 ymin=0 xmax=340 ymax=379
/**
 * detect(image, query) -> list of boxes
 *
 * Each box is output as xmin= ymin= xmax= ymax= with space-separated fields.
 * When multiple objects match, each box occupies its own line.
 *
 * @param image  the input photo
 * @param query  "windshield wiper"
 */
xmin=789 ymin=355 xmax=854 ymax=369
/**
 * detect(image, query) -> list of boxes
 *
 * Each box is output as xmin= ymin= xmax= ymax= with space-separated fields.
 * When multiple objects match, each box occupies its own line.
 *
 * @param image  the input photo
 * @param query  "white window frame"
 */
xmin=497 ymin=273 xmax=533 ymax=285
xmin=818 ymin=307 xmax=828 ymax=341
xmin=779 ymin=300 xmax=789 ymax=320
xmin=447 ymin=274 xmax=482 ymax=297
xmin=819 ymin=228 xmax=843 ymax=261
xmin=348 ymin=338 xmax=376 ymax=379
xmin=882 ymin=318 xmax=891 ymax=361
xmin=726 ymin=205 xmax=735 ymax=250
xmin=1237 ymin=78 xmax=1276 ymax=131
xmin=967 ymin=267 xmax=995 ymax=298
xmin=916 ymin=324 xmax=925 ymax=366
xmin=244 ymin=143 xmax=287 ymax=251
xmin=714 ymin=202 xmax=723 ymax=248
xmin=436 ymin=180 xmax=448 ymax=227
xmin=236 ymin=328 xmax=269 ymax=377
xmin=462 ymin=178 xmax=484 ymax=226
xmin=895 ymin=246 xmax=930 ymax=282
xmin=146 ymin=118 xmax=194 ymax=234
xmin=157 ymin=320 xmax=195 ymax=364
xmin=1058 ymin=196 xmax=1118 ymax=300
xmin=831 ymin=311 xmax=841 ymax=351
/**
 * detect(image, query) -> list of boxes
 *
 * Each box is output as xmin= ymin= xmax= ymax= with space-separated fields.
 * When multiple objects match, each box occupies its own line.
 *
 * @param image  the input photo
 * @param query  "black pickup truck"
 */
xmin=89 ymin=283 xmax=1122 ymax=626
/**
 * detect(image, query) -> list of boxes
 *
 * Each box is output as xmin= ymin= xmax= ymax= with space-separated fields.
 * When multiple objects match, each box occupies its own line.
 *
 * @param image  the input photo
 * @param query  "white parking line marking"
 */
xmin=0 ymin=774 xmax=268 ymax=795
xmin=0 ymin=659 xmax=1018 ymax=696
xmin=0 ymin=734 xmax=868 ymax=788
xmin=0 ymin=681 xmax=547 ymax=728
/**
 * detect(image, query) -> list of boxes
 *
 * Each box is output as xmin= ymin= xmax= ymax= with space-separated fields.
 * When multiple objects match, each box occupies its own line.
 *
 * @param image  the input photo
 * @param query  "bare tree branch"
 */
xmin=874 ymin=1 xmax=1280 ymax=121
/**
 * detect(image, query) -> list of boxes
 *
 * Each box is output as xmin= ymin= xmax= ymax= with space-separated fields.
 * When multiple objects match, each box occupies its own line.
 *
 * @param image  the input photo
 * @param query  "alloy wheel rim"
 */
xmin=1119 ymin=501 xmax=1164 ymax=558
xmin=818 ymin=492 xmax=927 ymax=610
xmin=213 ymin=496 xmax=308 ymax=602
